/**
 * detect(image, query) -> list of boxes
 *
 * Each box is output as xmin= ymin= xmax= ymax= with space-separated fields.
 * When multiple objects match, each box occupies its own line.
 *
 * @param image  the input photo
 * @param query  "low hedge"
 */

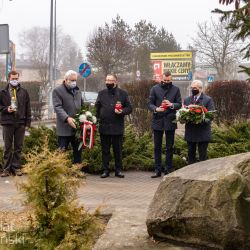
xmin=0 ymin=122 xmax=249 ymax=173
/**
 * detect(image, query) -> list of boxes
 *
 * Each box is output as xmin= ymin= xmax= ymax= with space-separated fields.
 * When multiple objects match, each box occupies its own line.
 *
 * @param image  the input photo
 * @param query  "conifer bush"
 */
xmin=16 ymin=138 xmax=102 ymax=250
xmin=82 ymin=125 xmax=187 ymax=172
xmin=23 ymin=126 xmax=58 ymax=154
xmin=1 ymin=122 xmax=249 ymax=175
xmin=207 ymin=122 xmax=250 ymax=158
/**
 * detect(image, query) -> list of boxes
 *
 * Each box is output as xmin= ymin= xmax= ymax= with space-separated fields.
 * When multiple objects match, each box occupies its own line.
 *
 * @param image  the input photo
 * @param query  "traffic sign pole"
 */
xmin=79 ymin=62 xmax=92 ymax=102
xmin=83 ymin=78 xmax=86 ymax=101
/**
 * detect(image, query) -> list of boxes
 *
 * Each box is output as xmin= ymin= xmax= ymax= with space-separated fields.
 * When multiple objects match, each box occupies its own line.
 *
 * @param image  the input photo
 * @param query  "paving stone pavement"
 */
xmin=0 ymin=171 xmax=161 ymax=212
xmin=0 ymin=171 xmax=199 ymax=249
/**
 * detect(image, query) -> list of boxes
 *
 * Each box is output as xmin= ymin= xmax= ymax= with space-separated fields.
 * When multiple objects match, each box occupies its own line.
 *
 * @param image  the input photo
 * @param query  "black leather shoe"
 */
xmin=151 ymin=173 xmax=161 ymax=178
xmin=115 ymin=172 xmax=125 ymax=178
xmin=15 ymin=169 xmax=23 ymax=176
xmin=164 ymin=168 xmax=173 ymax=176
xmin=1 ymin=170 xmax=11 ymax=177
xmin=100 ymin=172 xmax=109 ymax=178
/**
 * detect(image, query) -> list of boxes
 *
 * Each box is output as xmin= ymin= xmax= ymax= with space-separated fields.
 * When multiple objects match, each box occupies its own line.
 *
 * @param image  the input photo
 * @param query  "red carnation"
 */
xmin=195 ymin=109 xmax=202 ymax=113
xmin=203 ymin=107 xmax=208 ymax=113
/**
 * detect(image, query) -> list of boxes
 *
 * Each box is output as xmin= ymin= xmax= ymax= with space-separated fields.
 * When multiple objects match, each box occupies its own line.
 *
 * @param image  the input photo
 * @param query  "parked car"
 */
xmin=82 ymin=91 xmax=98 ymax=105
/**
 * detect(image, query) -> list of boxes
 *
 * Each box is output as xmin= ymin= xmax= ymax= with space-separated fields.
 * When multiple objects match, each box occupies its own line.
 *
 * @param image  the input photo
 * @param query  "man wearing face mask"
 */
xmin=184 ymin=80 xmax=215 ymax=165
xmin=0 ymin=70 xmax=31 ymax=177
xmin=95 ymin=73 xmax=132 ymax=178
xmin=148 ymin=71 xmax=182 ymax=178
xmin=52 ymin=70 xmax=83 ymax=164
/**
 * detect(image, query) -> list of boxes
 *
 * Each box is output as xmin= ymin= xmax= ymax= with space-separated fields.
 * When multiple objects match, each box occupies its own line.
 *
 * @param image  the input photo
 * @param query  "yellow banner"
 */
xmin=162 ymin=60 xmax=192 ymax=75
xmin=150 ymin=51 xmax=192 ymax=60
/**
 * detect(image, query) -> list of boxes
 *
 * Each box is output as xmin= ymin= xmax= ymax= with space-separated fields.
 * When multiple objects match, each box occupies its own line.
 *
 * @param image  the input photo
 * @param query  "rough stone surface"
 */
xmin=94 ymin=208 xmax=194 ymax=250
xmin=146 ymin=153 xmax=250 ymax=250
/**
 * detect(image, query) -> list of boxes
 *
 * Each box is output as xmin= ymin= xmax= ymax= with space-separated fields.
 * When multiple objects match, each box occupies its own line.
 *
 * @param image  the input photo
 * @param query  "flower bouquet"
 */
xmin=75 ymin=107 xmax=97 ymax=150
xmin=175 ymin=105 xmax=216 ymax=124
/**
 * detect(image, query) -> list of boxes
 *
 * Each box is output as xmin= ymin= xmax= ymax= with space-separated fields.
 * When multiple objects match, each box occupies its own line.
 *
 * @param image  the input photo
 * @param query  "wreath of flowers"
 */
xmin=75 ymin=107 xmax=97 ymax=150
xmin=175 ymin=105 xmax=216 ymax=124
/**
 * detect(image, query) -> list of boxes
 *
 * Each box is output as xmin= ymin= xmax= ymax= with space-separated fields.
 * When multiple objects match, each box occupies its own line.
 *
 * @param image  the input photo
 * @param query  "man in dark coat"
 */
xmin=183 ymin=80 xmax=215 ymax=165
xmin=52 ymin=70 xmax=84 ymax=164
xmin=148 ymin=71 xmax=182 ymax=178
xmin=95 ymin=73 xmax=132 ymax=178
xmin=0 ymin=70 xmax=31 ymax=177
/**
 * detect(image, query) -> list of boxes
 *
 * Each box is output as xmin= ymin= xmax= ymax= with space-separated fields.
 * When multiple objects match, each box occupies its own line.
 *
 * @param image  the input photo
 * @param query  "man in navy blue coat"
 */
xmin=183 ymin=80 xmax=215 ymax=165
xmin=148 ymin=71 xmax=182 ymax=178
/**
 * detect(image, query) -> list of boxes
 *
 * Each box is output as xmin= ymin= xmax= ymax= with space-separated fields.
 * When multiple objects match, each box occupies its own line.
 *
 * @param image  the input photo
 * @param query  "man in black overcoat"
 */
xmin=95 ymin=73 xmax=132 ymax=178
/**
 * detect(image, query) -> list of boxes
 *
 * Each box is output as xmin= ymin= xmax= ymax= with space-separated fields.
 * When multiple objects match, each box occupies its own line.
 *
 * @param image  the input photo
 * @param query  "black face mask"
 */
xmin=161 ymin=81 xmax=172 ymax=89
xmin=192 ymin=89 xmax=199 ymax=96
xmin=106 ymin=83 xmax=114 ymax=90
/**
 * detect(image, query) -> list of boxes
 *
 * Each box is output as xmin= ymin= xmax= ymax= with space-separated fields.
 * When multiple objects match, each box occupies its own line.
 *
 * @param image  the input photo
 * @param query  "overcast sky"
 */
xmin=0 ymin=0 xmax=232 ymax=58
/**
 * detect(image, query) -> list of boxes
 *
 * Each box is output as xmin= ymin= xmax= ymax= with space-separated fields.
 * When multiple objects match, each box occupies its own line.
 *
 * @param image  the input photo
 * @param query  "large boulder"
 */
xmin=146 ymin=153 xmax=250 ymax=250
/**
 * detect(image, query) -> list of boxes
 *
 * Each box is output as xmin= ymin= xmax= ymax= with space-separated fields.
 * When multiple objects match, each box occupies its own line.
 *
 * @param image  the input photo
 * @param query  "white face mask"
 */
xmin=10 ymin=80 xmax=19 ymax=87
xmin=67 ymin=80 xmax=77 ymax=89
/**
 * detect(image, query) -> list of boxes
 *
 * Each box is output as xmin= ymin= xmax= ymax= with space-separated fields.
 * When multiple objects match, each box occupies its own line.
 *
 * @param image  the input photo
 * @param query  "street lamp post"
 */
xmin=53 ymin=0 xmax=56 ymax=89
xmin=48 ymin=0 xmax=56 ymax=119
xmin=49 ymin=0 xmax=53 ymax=89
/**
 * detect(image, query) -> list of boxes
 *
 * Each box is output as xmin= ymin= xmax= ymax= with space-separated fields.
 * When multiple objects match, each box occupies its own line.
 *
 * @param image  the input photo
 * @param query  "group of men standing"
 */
xmin=148 ymin=71 xmax=214 ymax=178
xmin=0 ymin=70 xmax=214 ymax=178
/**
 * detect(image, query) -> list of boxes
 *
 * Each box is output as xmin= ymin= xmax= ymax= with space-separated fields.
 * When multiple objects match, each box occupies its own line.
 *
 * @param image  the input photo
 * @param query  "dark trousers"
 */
xmin=2 ymin=124 xmax=25 ymax=172
xmin=153 ymin=130 xmax=175 ymax=173
xmin=187 ymin=141 xmax=209 ymax=165
xmin=100 ymin=134 xmax=123 ymax=174
xmin=58 ymin=136 xmax=82 ymax=164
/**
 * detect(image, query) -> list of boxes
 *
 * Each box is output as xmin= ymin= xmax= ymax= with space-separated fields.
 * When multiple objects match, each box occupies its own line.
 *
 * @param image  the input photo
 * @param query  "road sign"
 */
xmin=79 ymin=62 xmax=91 ymax=78
xmin=207 ymin=75 xmax=214 ymax=83
xmin=187 ymin=71 xmax=192 ymax=81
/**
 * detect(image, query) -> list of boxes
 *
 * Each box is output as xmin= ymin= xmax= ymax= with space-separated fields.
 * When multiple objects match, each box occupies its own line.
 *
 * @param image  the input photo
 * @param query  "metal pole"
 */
xmin=83 ymin=78 xmax=86 ymax=101
xmin=49 ymin=0 xmax=53 ymax=87
xmin=53 ymin=0 xmax=56 ymax=88
xmin=48 ymin=0 xmax=54 ymax=118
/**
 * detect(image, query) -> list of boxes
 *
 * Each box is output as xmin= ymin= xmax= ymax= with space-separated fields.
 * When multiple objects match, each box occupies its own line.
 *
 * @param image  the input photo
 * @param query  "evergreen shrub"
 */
xmin=14 ymin=138 xmax=102 ymax=250
xmin=1 ymin=122 xmax=249 ymax=174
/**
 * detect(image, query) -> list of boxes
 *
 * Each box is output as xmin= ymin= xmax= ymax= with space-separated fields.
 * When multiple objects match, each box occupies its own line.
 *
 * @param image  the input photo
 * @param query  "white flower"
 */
xmin=176 ymin=110 xmax=181 ymax=120
xmin=92 ymin=116 xmax=97 ymax=124
xmin=180 ymin=108 xmax=189 ymax=112
xmin=79 ymin=114 xmax=87 ymax=122
xmin=85 ymin=111 xmax=92 ymax=117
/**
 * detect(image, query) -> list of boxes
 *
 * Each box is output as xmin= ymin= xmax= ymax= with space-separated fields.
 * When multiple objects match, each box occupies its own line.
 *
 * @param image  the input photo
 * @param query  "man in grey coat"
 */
xmin=184 ymin=80 xmax=215 ymax=165
xmin=52 ymin=70 xmax=83 ymax=164
xmin=148 ymin=71 xmax=182 ymax=178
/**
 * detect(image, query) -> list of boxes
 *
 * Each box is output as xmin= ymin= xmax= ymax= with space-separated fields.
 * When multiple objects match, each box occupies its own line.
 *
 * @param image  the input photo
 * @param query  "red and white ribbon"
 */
xmin=82 ymin=121 xmax=96 ymax=149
